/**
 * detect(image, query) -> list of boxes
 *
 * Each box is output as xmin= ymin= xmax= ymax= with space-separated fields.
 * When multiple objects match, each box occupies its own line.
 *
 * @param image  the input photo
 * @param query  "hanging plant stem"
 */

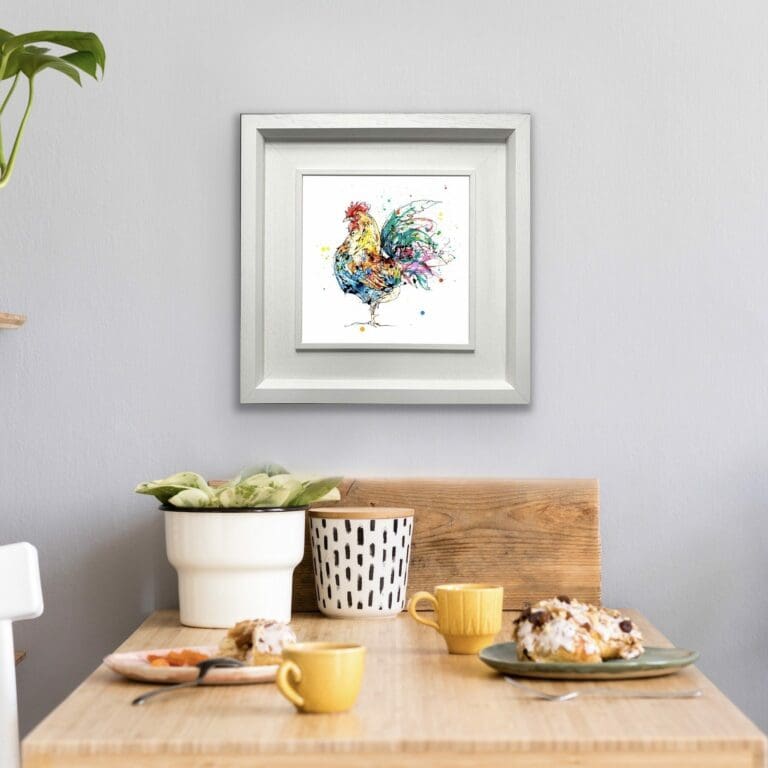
xmin=0 ymin=72 xmax=19 ymax=170
xmin=0 ymin=75 xmax=33 ymax=188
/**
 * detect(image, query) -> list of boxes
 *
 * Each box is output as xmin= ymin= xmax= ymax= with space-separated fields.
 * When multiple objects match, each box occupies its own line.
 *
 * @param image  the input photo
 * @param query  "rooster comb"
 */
xmin=345 ymin=201 xmax=370 ymax=219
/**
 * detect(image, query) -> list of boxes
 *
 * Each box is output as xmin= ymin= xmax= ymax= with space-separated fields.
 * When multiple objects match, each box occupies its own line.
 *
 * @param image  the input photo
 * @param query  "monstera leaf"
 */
xmin=0 ymin=28 xmax=105 ymax=187
xmin=0 ymin=30 xmax=104 ymax=80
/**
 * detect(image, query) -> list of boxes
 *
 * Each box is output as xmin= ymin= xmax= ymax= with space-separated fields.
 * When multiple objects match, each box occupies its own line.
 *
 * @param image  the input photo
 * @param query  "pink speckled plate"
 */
xmin=103 ymin=645 xmax=278 ymax=685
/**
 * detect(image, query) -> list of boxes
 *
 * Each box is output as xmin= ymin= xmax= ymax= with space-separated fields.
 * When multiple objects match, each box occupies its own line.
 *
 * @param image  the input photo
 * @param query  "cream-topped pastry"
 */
xmin=513 ymin=597 xmax=644 ymax=663
xmin=219 ymin=619 xmax=296 ymax=666
xmin=585 ymin=604 xmax=644 ymax=660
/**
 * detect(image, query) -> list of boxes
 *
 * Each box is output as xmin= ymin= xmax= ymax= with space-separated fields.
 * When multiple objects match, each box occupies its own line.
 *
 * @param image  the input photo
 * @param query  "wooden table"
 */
xmin=23 ymin=610 xmax=766 ymax=768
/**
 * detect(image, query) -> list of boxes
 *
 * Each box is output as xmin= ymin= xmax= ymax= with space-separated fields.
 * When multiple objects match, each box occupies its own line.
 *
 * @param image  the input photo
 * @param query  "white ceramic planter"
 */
xmin=164 ymin=507 xmax=307 ymax=627
xmin=309 ymin=507 xmax=414 ymax=618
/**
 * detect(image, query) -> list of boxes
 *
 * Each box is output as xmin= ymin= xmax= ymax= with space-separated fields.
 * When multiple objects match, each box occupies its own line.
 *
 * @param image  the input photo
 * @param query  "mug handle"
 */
xmin=407 ymin=591 xmax=440 ymax=631
xmin=276 ymin=660 xmax=305 ymax=709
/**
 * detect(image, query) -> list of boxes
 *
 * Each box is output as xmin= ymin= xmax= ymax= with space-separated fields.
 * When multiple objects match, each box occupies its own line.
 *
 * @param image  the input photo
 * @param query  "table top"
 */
xmin=23 ymin=610 xmax=766 ymax=768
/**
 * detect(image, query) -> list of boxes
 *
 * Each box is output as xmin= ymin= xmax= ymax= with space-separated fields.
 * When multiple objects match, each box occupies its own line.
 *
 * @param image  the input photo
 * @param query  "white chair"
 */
xmin=0 ymin=543 xmax=43 ymax=768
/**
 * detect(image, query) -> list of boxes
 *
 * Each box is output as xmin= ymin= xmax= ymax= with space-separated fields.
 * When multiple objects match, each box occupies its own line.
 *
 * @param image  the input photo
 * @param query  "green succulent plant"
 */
xmin=0 ymin=28 xmax=105 ymax=188
xmin=135 ymin=464 xmax=343 ymax=509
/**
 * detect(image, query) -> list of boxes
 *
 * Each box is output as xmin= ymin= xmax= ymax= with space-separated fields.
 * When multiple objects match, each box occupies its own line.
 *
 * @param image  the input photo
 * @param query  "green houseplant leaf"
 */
xmin=136 ymin=466 xmax=343 ymax=509
xmin=0 ymin=27 xmax=105 ymax=188
xmin=236 ymin=463 xmax=290 ymax=480
xmin=0 ymin=30 xmax=105 ymax=75
xmin=15 ymin=51 xmax=81 ymax=84
xmin=292 ymin=477 xmax=344 ymax=506
xmin=216 ymin=474 xmax=272 ymax=508
xmin=135 ymin=472 xmax=213 ymax=504
xmin=61 ymin=50 xmax=100 ymax=78
xmin=0 ymin=46 xmax=51 ymax=80
xmin=259 ymin=474 xmax=304 ymax=507
xmin=167 ymin=489 xmax=216 ymax=508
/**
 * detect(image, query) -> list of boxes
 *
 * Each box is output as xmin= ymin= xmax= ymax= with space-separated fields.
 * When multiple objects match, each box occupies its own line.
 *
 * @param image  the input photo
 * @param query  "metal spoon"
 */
xmin=504 ymin=676 xmax=703 ymax=702
xmin=131 ymin=657 xmax=245 ymax=705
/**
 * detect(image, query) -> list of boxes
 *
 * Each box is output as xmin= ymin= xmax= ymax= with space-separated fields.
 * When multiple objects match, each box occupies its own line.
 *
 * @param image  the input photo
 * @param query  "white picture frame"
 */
xmin=241 ymin=113 xmax=530 ymax=404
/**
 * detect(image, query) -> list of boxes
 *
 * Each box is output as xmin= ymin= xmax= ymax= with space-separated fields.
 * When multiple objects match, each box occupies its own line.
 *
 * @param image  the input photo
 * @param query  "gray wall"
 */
xmin=3 ymin=0 xmax=767 ymax=737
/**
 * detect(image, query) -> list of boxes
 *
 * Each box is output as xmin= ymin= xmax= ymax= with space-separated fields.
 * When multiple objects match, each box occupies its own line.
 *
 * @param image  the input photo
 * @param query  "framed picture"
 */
xmin=241 ymin=114 xmax=530 ymax=404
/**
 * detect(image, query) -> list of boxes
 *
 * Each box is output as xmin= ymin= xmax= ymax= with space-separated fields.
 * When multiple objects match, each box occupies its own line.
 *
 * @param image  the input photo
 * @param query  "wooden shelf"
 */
xmin=15 ymin=650 xmax=26 ymax=665
xmin=0 ymin=312 xmax=26 ymax=329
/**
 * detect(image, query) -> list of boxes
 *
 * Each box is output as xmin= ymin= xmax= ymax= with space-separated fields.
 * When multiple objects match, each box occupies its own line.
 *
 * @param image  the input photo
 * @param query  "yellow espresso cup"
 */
xmin=408 ymin=583 xmax=504 ymax=654
xmin=276 ymin=642 xmax=366 ymax=714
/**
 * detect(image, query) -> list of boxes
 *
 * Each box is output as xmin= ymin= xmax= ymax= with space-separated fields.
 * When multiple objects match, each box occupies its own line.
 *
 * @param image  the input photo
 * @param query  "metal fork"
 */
xmin=131 ymin=657 xmax=245 ymax=705
xmin=504 ymin=676 xmax=703 ymax=702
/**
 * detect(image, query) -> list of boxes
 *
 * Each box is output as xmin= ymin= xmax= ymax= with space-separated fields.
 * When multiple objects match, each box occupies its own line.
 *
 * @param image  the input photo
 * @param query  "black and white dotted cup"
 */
xmin=308 ymin=507 xmax=414 ymax=618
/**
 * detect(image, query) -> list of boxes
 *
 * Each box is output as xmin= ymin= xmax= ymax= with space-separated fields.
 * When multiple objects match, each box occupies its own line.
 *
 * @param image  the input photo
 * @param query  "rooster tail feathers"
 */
xmin=380 ymin=200 xmax=438 ymax=249
xmin=380 ymin=200 xmax=454 ymax=289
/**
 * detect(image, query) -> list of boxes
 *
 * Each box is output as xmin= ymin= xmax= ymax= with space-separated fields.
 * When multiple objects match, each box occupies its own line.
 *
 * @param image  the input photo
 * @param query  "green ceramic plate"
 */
xmin=479 ymin=642 xmax=699 ymax=680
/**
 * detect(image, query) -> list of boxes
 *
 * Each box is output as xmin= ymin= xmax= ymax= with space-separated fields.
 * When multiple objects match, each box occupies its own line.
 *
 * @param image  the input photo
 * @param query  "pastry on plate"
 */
xmin=218 ymin=619 xmax=296 ymax=666
xmin=584 ymin=603 xmax=644 ymax=660
xmin=512 ymin=596 xmax=644 ymax=663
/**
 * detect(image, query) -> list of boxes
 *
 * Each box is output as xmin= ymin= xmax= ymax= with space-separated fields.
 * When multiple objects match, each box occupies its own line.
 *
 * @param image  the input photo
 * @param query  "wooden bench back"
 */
xmin=292 ymin=478 xmax=600 ymax=611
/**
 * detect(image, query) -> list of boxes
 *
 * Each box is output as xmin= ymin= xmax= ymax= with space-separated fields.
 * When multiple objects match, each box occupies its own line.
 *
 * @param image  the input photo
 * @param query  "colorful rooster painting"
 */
xmin=333 ymin=199 xmax=454 ymax=327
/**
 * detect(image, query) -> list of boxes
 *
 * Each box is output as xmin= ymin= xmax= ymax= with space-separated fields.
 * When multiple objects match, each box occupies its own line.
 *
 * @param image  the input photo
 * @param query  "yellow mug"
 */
xmin=407 ymin=583 xmax=504 ymax=654
xmin=276 ymin=642 xmax=366 ymax=714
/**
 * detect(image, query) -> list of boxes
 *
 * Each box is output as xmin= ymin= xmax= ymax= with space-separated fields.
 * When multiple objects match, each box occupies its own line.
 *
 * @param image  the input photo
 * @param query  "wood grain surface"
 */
xmin=293 ymin=478 xmax=601 ymax=612
xmin=23 ymin=610 xmax=766 ymax=768
xmin=0 ymin=311 xmax=26 ymax=329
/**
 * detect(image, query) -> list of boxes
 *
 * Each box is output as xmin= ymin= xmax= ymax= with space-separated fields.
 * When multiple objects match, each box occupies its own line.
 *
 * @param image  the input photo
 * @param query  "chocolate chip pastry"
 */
xmin=218 ymin=619 xmax=297 ymax=666
xmin=512 ymin=596 xmax=644 ymax=663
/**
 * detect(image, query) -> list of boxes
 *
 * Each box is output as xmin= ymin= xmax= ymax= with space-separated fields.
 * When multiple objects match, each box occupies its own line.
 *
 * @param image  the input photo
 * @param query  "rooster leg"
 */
xmin=345 ymin=303 xmax=390 ymax=329
xmin=368 ymin=302 xmax=380 ymax=327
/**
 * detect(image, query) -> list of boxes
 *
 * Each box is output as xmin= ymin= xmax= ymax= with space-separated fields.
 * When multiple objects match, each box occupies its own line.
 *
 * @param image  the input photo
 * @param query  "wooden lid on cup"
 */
xmin=309 ymin=507 xmax=414 ymax=520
